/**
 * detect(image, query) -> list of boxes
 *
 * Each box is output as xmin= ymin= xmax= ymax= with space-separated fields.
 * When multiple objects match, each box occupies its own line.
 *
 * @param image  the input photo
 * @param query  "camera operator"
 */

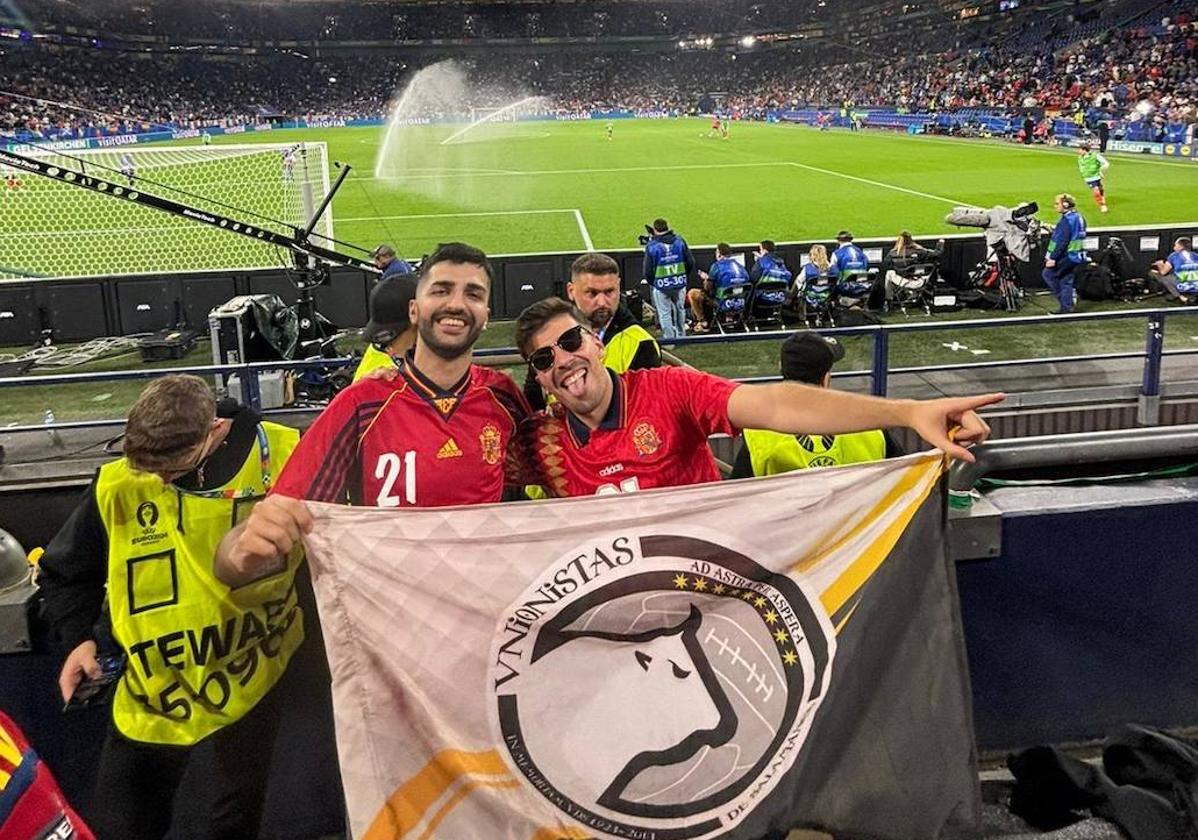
xmin=1042 ymin=193 xmax=1089 ymax=315
xmin=641 ymin=217 xmax=694 ymax=340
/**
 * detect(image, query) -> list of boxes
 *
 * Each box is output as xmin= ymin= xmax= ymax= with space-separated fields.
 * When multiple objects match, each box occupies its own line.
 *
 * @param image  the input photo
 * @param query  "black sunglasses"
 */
xmin=527 ymin=324 xmax=588 ymax=372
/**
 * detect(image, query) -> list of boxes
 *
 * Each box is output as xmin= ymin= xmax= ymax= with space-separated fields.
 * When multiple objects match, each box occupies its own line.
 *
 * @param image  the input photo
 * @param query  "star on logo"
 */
xmin=753 ymin=596 xmax=766 ymax=608
xmin=693 ymin=578 xmax=708 ymax=592
xmin=713 ymin=583 xmax=726 ymax=594
xmin=673 ymin=574 xmax=689 ymax=590
xmin=782 ymin=650 xmax=799 ymax=666
xmin=741 ymin=590 xmax=755 ymax=601
xmin=764 ymin=609 xmax=778 ymax=624
xmin=774 ymin=628 xmax=789 ymax=643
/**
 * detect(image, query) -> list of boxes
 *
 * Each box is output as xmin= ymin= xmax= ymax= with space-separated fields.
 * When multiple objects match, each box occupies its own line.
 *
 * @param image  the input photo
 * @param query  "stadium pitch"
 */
xmin=7 ymin=117 xmax=1196 ymax=276
xmin=2 ymin=117 xmax=1196 ymax=426
xmin=194 ymin=117 xmax=1197 ymax=258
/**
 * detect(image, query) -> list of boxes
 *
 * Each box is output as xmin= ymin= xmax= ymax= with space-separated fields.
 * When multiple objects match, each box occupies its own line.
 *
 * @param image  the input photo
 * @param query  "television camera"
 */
xmin=946 ymin=201 xmax=1050 ymax=311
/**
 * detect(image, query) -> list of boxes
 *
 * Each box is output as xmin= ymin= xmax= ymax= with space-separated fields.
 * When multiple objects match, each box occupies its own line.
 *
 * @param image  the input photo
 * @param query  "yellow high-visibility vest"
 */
xmin=99 ymin=422 xmax=303 ymax=745
xmin=354 ymin=344 xmax=393 ymax=382
xmin=742 ymin=427 xmax=886 ymax=476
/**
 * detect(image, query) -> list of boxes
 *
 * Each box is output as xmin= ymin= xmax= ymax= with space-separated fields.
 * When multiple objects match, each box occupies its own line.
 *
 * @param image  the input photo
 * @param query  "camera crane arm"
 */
xmin=0 ymin=147 xmax=379 ymax=274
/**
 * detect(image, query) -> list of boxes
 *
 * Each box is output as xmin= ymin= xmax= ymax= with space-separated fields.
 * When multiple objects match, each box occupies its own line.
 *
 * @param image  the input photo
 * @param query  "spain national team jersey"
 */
xmin=514 ymin=366 xmax=739 ymax=497
xmin=273 ymin=357 xmax=528 ymax=507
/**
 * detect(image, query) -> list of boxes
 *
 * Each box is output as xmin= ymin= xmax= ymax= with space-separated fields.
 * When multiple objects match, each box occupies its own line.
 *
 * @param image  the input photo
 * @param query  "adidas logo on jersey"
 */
xmin=436 ymin=438 xmax=463 ymax=459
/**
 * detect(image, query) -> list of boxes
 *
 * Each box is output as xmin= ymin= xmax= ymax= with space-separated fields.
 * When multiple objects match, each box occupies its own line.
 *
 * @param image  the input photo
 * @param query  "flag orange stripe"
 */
xmin=820 ymin=462 xmax=941 ymax=617
xmin=362 ymin=749 xmax=512 ymax=840
xmin=416 ymin=778 xmax=522 ymax=840
xmin=530 ymin=826 xmax=592 ymax=840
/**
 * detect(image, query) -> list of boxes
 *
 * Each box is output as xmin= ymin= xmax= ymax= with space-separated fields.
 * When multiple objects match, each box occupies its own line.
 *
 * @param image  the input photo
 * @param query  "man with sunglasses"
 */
xmin=215 ymin=242 xmax=529 ymax=587
xmin=38 ymin=374 xmax=304 ymax=840
xmin=524 ymin=252 xmax=659 ymax=411
xmin=511 ymin=298 xmax=1000 ymax=497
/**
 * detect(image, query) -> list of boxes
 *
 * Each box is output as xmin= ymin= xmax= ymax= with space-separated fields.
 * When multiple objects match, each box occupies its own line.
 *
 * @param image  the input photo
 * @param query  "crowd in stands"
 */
xmin=6 ymin=0 xmax=832 ymax=42
xmin=1 ymin=0 xmax=1194 ymax=141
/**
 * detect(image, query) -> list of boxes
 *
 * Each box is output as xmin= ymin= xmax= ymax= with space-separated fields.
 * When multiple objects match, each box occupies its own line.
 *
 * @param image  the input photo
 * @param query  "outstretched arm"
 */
xmin=726 ymin=382 xmax=1001 ymax=462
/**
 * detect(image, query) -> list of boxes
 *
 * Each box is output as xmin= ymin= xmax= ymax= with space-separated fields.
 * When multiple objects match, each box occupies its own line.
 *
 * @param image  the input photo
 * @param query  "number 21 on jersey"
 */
xmin=375 ymin=451 xmax=416 ymax=506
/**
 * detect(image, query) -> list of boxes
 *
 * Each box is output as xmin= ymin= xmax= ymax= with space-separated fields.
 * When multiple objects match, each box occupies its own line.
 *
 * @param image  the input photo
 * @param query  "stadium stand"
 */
xmin=1 ymin=0 xmax=1193 ymax=142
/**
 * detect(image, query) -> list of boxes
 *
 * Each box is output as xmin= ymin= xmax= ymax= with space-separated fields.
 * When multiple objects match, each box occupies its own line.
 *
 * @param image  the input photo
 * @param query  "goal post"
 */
xmin=0 ymin=142 xmax=334 ymax=279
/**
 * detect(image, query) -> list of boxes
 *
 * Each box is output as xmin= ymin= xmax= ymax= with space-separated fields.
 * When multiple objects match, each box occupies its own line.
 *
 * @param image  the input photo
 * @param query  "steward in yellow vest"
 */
xmin=731 ymin=331 xmax=899 ymax=479
xmin=741 ymin=426 xmax=887 ymax=474
xmin=353 ymin=274 xmax=419 ymax=382
xmin=38 ymin=375 xmax=303 ymax=839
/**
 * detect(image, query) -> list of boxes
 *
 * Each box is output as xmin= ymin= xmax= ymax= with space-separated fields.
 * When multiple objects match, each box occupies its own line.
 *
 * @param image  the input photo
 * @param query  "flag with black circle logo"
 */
xmin=302 ymin=451 xmax=979 ymax=840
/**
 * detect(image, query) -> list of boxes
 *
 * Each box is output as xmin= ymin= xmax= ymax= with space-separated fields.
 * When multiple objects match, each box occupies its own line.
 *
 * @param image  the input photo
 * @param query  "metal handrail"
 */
xmin=0 ymin=307 xmax=1195 ymax=419
xmin=948 ymin=424 xmax=1198 ymax=492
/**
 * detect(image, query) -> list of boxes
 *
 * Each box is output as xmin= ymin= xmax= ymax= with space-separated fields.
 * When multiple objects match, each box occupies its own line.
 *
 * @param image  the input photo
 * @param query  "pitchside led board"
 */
xmin=303 ymin=452 xmax=980 ymax=840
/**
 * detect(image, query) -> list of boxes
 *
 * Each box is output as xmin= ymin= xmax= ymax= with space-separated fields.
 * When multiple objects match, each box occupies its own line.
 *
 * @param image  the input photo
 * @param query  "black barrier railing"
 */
xmin=1 ymin=307 xmax=1197 ymax=432
xmin=4 ymin=221 xmax=1196 ymax=342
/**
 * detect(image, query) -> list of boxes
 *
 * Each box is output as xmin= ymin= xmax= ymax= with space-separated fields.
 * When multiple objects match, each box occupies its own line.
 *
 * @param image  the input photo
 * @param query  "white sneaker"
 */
xmin=1100 ymin=205 xmax=1109 ymax=213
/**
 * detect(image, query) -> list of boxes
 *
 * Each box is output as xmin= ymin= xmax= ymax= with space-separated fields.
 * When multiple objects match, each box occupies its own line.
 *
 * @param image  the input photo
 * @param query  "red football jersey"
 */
xmin=273 ymin=359 xmax=528 ymax=507
xmin=515 ymin=366 xmax=739 ymax=497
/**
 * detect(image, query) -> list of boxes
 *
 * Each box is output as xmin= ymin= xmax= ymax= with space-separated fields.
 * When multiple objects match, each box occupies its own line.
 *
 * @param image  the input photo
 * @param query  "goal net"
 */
xmin=441 ymin=96 xmax=551 ymax=145
xmin=0 ymin=142 xmax=334 ymax=279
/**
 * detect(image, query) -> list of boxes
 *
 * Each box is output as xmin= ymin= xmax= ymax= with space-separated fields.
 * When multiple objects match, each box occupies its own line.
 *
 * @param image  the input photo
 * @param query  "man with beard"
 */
xmin=510 ymin=298 xmax=999 ymax=498
xmin=215 ymin=242 xmax=529 ymax=585
xmin=524 ymin=252 xmax=659 ymax=410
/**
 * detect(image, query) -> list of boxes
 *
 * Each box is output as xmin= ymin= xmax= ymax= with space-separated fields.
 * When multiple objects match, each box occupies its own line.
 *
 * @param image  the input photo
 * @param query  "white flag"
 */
xmin=303 ymin=451 xmax=979 ymax=840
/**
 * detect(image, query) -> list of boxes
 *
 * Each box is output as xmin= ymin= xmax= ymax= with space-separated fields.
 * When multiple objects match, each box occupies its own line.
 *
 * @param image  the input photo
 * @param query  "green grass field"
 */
xmin=2 ymin=117 xmax=1197 ymax=426
xmin=247 ymin=118 xmax=1198 ymax=257
xmin=6 ymin=118 xmax=1197 ymax=279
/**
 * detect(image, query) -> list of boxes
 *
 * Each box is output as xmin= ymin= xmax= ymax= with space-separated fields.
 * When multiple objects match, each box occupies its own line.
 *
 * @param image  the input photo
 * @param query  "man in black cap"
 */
xmin=371 ymin=244 xmax=413 ymax=280
xmin=353 ymin=275 xmax=419 ymax=382
xmin=731 ymin=332 xmax=907 ymax=478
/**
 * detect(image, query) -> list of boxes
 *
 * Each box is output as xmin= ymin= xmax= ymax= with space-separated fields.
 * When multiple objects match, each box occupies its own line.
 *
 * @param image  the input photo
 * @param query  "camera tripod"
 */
xmin=969 ymin=243 xmax=1024 ymax=312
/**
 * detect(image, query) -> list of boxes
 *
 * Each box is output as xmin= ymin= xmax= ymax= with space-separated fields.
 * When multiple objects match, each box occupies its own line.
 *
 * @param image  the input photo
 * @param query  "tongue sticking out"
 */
xmin=559 ymin=367 xmax=588 ymax=399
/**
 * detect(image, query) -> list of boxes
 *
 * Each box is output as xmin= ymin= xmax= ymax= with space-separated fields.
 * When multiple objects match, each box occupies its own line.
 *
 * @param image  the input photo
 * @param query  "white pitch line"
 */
xmin=338 ymin=208 xmax=577 ymax=222
xmin=374 ymin=161 xmax=780 ymax=181
xmin=573 ymin=209 xmax=594 ymax=250
xmin=784 ymin=161 xmax=973 ymax=206
xmin=364 ymin=159 xmax=975 ymax=206
xmin=877 ymin=130 xmax=1198 ymax=170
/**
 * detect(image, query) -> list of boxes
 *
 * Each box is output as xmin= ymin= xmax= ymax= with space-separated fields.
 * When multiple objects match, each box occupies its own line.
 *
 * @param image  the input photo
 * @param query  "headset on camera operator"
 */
xmin=1043 ymin=193 xmax=1089 ymax=315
